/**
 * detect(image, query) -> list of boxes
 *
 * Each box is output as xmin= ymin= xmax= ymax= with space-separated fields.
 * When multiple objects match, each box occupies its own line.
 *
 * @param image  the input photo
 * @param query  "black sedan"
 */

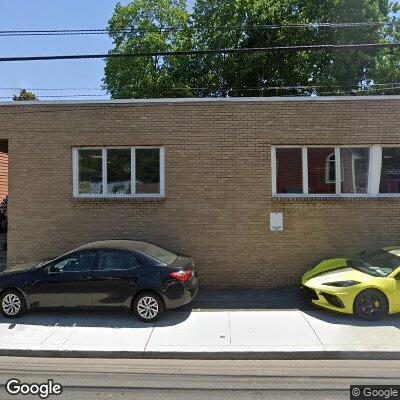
xmin=0 ymin=240 xmax=198 ymax=322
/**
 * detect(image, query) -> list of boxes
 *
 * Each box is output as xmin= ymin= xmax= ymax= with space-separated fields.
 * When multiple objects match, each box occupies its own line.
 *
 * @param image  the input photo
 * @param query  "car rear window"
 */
xmin=139 ymin=243 xmax=177 ymax=264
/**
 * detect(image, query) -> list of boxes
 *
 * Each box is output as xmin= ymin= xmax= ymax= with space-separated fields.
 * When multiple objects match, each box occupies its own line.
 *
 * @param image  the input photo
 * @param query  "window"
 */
xmin=73 ymin=147 xmax=165 ymax=198
xmin=107 ymin=148 xmax=131 ymax=195
xmin=78 ymin=149 xmax=103 ymax=195
xmin=341 ymin=147 xmax=369 ymax=194
xmin=51 ymin=251 xmax=97 ymax=273
xmin=139 ymin=242 xmax=178 ymax=264
xmin=99 ymin=251 xmax=139 ymax=271
xmin=325 ymin=153 xmax=336 ymax=183
xmin=379 ymin=147 xmax=400 ymax=194
xmin=136 ymin=148 xmax=160 ymax=194
xmin=308 ymin=147 xmax=336 ymax=194
xmin=275 ymin=148 xmax=302 ymax=194
xmin=272 ymin=146 xmax=377 ymax=197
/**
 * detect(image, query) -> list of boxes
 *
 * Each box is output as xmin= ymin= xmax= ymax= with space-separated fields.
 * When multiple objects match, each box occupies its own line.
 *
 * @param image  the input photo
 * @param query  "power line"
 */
xmin=0 ymin=42 xmax=399 ymax=63
xmin=2 ymin=82 xmax=400 ymax=92
xmin=0 ymin=21 xmax=393 ymax=36
xmin=0 ymin=87 xmax=105 ymax=92
xmin=178 ymin=83 xmax=400 ymax=92
xmin=0 ymin=94 xmax=110 ymax=100
xmin=0 ymin=87 xmax=105 ymax=91
xmin=320 ymin=86 xmax=400 ymax=95
xmin=1 ymin=85 xmax=400 ymax=100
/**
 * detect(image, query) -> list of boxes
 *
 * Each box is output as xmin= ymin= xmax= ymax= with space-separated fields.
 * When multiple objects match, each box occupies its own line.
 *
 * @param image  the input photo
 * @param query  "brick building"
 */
xmin=0 ymin=96 xmax=399 ymax=288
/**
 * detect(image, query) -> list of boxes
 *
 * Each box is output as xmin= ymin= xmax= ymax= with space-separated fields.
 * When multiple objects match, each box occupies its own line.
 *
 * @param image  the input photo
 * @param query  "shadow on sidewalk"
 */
xmin=2 ymin=286 xmax=399 ymax=330
xmin=302 ymin=308 xmax=400 ymax=328
xmin=0 ymin=308 xmax=191 ymax=329
xmin=177 ymin=286 xmax=313 ymax=311
xmin=0 ymin=286 xmax=310 ymax=330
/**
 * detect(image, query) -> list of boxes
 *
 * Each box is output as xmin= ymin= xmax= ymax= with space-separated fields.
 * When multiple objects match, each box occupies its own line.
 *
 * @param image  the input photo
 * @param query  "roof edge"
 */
xmin=1 ymin=95 xmax=400 ymax=106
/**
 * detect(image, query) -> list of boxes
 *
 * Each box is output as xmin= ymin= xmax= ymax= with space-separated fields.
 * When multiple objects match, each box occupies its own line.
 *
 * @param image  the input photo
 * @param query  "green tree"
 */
xmin=103 ymin=0 xmax=192 ymax=98
xmin=191 ymin=0 xmax=396 ymax=96
xmin=369 ymin=6 xmax=400 ymax=95
xmin=13 ymin=89 xmax=38 ymax=101
xmin=104 ymin=0 xmax=400 ymax=98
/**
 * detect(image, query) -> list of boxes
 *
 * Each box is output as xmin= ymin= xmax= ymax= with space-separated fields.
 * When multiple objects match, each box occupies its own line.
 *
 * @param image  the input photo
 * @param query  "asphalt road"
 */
xmin=0 ymin=357 xmax=399 ymax=399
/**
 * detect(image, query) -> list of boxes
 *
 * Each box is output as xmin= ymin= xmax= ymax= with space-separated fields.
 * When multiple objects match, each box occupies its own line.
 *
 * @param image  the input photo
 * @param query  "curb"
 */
xmin=143 ymin=351 xmax=400 ymax=360
xmin=0 ymin=349 xmax=400 ymax=360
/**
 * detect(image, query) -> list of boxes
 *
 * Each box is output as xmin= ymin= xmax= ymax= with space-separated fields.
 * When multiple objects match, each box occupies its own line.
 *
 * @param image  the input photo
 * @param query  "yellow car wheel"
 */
xmin=353 ymin=289 xmax=388 ymax=321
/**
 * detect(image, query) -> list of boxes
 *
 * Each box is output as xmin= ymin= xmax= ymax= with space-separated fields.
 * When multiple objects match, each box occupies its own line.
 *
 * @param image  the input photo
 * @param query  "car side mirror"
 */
xmin=358 ymin=250 xmax=366 ymax=256
xmin=395 ymin=273 xmax=400 ymax=280
xmin=43 ymin=265 xmax=52 ymax=274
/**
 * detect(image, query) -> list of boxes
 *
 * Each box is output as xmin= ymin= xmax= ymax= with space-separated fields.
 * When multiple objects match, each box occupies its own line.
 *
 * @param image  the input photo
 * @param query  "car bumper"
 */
xmin=301 ymin=284 xmax=357 ymax=314
xmin=162 ymin=275 xmax=198 ymax=310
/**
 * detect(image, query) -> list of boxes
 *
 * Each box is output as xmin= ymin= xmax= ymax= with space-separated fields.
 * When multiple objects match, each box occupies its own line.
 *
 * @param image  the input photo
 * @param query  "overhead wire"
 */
xmin=1 ymin=85 xmax=399 ymax=102
xmin=0 ymin=21 xmax=394 ymax=36
xmin=0 ymin=42 xmax=399 ymax=62
xmin=2 ymin=82 xmax=400 ymax=92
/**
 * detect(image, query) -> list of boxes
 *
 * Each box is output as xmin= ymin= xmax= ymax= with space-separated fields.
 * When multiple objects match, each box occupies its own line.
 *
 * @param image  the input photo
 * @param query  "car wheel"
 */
xmin=354 ymin=289 xmax=388 ymax=321
xmin=0 ymin=289 xmax=27 ymax=318
xmin=133 ymin=291 xmax=164 ymax=322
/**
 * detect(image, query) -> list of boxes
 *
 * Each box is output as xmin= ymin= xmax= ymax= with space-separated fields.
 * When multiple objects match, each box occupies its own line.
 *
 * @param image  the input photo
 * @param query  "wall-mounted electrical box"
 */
xmin=270 ymin=212 xmax=283 ymax=231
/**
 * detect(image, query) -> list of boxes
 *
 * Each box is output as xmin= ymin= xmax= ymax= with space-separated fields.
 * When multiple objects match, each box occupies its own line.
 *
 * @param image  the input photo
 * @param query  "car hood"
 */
xmin=302 ymin=258 xmax=371 ymax=286
xmin=0 ymin=261 xmax=39 ymax=276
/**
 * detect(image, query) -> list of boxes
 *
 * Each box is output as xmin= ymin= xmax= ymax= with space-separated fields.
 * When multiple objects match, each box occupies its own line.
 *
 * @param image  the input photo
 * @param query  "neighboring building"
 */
xmin=0 ymin=96 xmax=399 ymax=288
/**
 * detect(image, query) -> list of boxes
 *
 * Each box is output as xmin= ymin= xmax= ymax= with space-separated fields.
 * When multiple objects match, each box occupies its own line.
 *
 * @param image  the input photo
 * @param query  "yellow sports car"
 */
xmin=301 ymin=246 xmax=400 ymax=320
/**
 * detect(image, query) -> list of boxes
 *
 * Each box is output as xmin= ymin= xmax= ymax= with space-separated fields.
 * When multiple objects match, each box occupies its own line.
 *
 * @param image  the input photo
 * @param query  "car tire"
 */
xmin=0 ymin=289 xmax=27 ymax=318
xmin=133 ymin=291 xmax=164 ymax=322
xmin=354 ymin=289 xmax=388 ymax=321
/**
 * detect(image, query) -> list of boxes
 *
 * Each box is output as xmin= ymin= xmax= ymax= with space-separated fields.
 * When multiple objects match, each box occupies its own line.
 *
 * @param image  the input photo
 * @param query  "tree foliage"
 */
xmin=104 ymin=0 xmax=400 ymax=98
xmin=13 ymin=89 xmax=38 ymax=101
xmin=104 ymin=0 xmax=191 ymax=98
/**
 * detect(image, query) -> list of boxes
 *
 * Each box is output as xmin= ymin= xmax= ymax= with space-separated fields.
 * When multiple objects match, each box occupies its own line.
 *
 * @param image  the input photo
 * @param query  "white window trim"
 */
xmin=272 ymin=145 xmax=398 ymax=198
xmin=72 ymin=146 xmax=165 ymax=198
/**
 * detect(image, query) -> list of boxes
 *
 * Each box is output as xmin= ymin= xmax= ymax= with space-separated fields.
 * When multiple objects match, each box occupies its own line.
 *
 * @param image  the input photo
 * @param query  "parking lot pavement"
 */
xmin=0 ymin=308 xmax=400 ymax=358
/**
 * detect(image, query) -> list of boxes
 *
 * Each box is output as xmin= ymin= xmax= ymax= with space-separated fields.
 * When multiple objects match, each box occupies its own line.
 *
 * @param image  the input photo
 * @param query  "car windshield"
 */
xmin=139 ymin=243 xmax=178 ymax=265
xmin=347 ymin=248 xmax=400 ymax=277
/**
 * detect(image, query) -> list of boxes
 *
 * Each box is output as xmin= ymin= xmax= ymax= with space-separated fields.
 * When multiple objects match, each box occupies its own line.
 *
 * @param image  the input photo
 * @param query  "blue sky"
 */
xmin=0 ymin=0 xmax=195 ymax=101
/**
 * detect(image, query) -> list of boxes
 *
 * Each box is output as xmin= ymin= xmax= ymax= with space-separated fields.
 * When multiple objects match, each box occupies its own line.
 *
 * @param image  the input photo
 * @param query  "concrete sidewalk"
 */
xmin=0 ymin=309 xmax=399 ymax=359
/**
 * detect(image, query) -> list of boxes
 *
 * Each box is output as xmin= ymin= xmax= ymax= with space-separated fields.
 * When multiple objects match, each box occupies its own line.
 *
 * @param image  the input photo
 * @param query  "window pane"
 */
xmin=308 ymin=147 xmax=336 ymax=194
xmin=136 ymin=149 xmax=160 ymax=194
xmin=107 ymin=149 xmax=131 ymax=195
xmin=78 ymin=149 xmax=102 ymax=194
xmin=275 ymin=148 xmax=302 ymax=194
xmin=99 ymin=251 xmax=138 ymax=270
xmin=380 ymin=147 xmax=400 ymax=194
xmin=340 ymin=148 xmax=369 ymax=194
xmin=52 ymin=251 xmax=97 ymax=273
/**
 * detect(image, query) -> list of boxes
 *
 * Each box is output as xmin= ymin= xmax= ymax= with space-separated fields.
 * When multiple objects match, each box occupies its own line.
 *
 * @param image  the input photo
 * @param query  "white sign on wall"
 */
xmin=270 ymin=212 xmax=283 ymax=231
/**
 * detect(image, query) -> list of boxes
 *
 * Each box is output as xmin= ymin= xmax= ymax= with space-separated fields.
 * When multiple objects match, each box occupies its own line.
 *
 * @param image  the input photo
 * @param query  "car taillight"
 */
xmin=170 ymin=270 xmax=193 ymax=282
